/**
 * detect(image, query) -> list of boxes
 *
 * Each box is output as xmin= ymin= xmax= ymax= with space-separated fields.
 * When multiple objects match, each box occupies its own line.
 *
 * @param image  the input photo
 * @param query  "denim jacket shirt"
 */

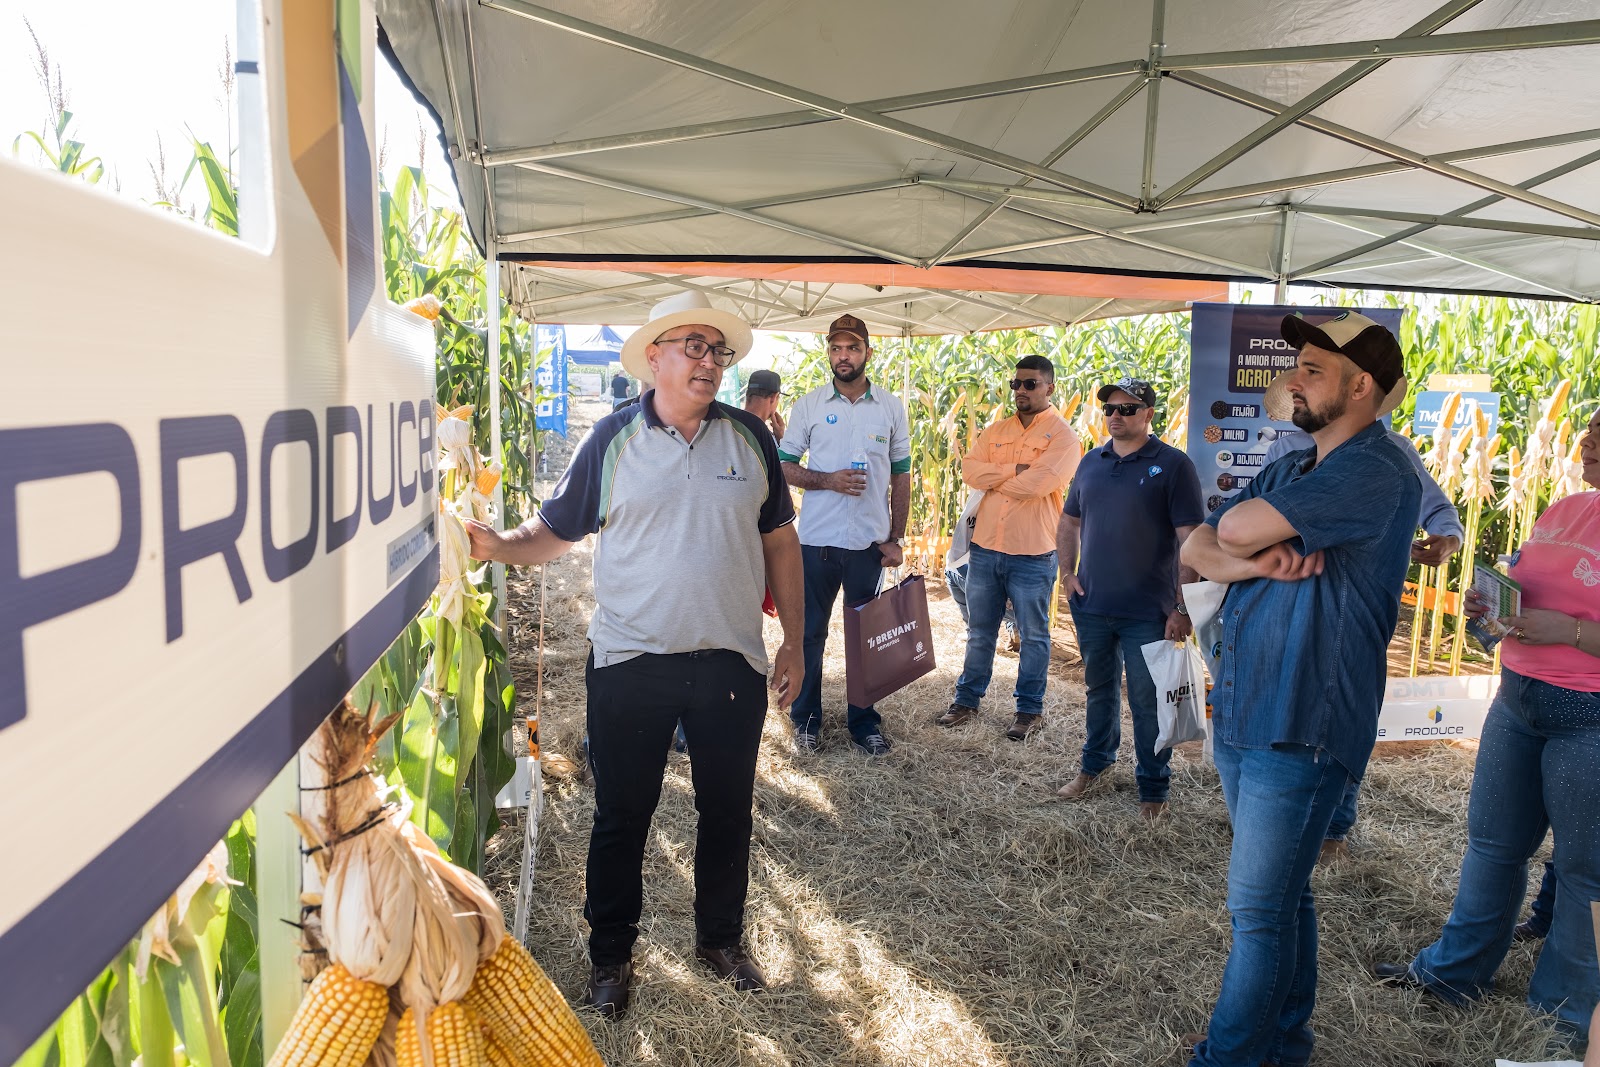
xmin=1206 ymin=421 xmax=1423 ymax=778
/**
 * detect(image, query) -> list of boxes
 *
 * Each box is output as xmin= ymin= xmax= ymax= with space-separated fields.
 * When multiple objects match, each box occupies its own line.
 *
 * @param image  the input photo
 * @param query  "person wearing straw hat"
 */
xmin=464 ymin=289 xmax=804 ymax=1017
xmin=778 ymin=313 xmax=912 ymax=757
xmin=1260 ymin=396 xmax=1465 ymax=866
xmin=1179 ymin=310 xmax=1421 ymax=1067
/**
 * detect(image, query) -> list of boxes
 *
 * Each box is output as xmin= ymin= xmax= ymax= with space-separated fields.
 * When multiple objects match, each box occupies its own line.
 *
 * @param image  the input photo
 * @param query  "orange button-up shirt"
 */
xmin=961 ymin=407 xmax=1081 ymax=557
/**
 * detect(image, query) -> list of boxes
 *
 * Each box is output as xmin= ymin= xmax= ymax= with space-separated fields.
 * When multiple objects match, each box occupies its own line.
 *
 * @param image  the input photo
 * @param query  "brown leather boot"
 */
xmin=936 ymin=703 xmax=977 ymax=727
xmin=582 ymin=960 xmax=633 ymax=1018
xmin=695 ymin=944 xmax=767 ymax=993
xmin=1055 ymin=771 xmax=1102 ymax=800
xmin=1139 ymin=800 xmax=1169 ymax=822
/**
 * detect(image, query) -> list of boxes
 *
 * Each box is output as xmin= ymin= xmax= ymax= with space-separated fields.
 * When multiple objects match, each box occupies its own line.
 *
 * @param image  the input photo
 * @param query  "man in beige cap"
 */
xmin=466 ymin=290 xmax=803 ymax=1017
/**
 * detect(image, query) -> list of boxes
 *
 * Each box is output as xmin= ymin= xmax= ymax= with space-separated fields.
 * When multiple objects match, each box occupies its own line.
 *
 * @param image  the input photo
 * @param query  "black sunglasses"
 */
xmin=1009 ymin=377 xmax=1046 ymax=391
xmin=1103 ymin=402 xmax=1147 ymax=416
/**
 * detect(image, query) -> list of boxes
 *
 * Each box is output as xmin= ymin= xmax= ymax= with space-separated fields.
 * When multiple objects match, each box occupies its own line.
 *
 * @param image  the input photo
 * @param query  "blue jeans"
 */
xmin=1408 ymin=669 xmax=1600 ymax=1037
xmin=1191 ymin=740 xmax=1351 ymax=1067
xmin=1324 ymin=778 xmax=1360 ymax=841
xmin=945 ymin=563 xmax=1016 ymax=634
xmin=953 ymin=545 xmax=1055 ymax=716
xmin=1070 ymin=607 xmax=1170 ymax=802
xmin=792 ymin=544 xmax=885 ymax=741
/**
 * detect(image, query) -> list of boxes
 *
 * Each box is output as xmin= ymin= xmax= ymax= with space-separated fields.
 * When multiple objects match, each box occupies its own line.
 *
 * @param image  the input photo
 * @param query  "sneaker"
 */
xmin=793 ymin=729 xmax=819 ymax=755
xmin=852 ymin=733 xmax=891 ymax=756
xmin=1005 ymin=713 xmax=1041 ymax=741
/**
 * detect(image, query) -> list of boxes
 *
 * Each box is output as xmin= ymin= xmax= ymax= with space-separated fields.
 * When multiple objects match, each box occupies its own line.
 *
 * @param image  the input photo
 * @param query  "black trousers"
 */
xmin=583 ymin=649 xmax=768 ymax=965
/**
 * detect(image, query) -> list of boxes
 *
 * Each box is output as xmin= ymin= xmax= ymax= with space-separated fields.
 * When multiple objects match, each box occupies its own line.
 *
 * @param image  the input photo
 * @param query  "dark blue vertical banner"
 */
xmin=534 ymin=325 xmax=569 ymax=437
xmin=1187 ymin=303 xmax=1403 ymax=515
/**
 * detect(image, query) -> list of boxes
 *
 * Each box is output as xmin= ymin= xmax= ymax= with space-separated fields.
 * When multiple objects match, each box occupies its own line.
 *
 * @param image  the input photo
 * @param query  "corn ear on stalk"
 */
xmin=395 ymin=1004 xmax=487 ymax=1067
xmin=464 ymin=938 xmax=603 ymax=1067
xmin=268 ymin=964 xmax=389 ymax=1067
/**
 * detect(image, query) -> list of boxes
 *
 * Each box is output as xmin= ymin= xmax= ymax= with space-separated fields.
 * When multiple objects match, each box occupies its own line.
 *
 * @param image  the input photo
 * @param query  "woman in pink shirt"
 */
xmin=1375 ymin=405 xmax=1600 ymax=1042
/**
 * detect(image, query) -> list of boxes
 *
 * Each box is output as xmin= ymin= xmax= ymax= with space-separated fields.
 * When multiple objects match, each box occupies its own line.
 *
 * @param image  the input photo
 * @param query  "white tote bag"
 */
xmin=1142 ymin=637 xmax=1209 ymax=753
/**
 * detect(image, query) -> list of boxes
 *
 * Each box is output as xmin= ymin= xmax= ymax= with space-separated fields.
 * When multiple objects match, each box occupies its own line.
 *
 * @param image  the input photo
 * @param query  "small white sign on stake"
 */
xmin=1376 ymin=674 xmax=1498 ymax=742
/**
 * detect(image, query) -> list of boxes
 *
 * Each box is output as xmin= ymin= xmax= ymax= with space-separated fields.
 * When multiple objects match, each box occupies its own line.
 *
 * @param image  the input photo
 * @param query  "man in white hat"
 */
xmin=1179 ymin=310 xmax=1421 ymax=1067
xmin=465 ymin=290 xmax=803 ymax=1017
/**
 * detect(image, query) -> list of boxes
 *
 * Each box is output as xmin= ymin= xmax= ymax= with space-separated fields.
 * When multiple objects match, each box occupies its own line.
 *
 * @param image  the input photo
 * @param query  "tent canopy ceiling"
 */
xmin=378 ymin=0 xmax=1600 ymax=332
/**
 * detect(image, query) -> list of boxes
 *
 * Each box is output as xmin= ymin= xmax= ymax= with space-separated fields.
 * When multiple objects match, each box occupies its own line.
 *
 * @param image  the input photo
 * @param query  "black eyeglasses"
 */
xmin=1103 ymin=402 xmax=1147 ymax=416
xmin=655 ymin=335 xmax=737 ymax=367
xmin=1009 ymin=377 xmax=1046 ymax=391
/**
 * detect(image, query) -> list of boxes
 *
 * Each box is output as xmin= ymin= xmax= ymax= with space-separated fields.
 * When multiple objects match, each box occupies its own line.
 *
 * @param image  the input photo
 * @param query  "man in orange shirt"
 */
xmin=938 ymin=355 xmax=1081 ymax=740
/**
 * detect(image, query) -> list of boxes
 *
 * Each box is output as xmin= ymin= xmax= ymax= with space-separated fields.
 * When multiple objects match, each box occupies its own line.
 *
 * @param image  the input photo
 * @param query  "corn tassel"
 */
xmin=268 ymin=964 xmax=389 ymax=1067
xmin=463 ymin=938 xmax=602 ymax=1067
xmin=395 ymin=1004 xmax=487 ymax=1067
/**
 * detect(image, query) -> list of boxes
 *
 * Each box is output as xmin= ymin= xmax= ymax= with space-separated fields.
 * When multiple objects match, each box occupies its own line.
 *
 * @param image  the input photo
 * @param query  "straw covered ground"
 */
xmin=483 ymin=399 xmax=1563 ymax=1067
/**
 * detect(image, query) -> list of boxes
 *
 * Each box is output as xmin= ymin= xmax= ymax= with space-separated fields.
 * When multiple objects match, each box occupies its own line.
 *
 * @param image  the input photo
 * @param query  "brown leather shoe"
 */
xmin=1005 ymin=713 xmax=1041 ymax=741
xmin=695 ymin=944 xmax=767 ymax=993
xmin=937 ymin=703 xmax=977 ymax=728
xmin=1318 ymin=839 xmax=1351 ymax=866
xmin=582 ymin=960 xmax=633 ymax=1018
xmin=1139 ymin=800 xmax=1169 ymax=822
xmin=1055 ymin=771 xmax=1102 ymax=800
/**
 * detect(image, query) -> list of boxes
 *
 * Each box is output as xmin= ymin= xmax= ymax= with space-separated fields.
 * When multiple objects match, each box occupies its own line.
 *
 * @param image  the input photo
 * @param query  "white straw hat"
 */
xmin=619 ymin=291 xmax=754 ymax=385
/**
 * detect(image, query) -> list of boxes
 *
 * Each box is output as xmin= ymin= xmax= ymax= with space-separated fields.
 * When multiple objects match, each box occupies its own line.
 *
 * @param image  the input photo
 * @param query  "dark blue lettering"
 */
xmin=397 ymin=401 xmax=418 ymax=507
xmin=367 ymin=403 xmax=395 ymax=525
xmin=260 ymin=409 xmax=319 ymax=582
xmin=0 ymin=424 xmax=141 ymax=731
xmin=161 ymin=416 xmax=252 ymax=643
xmin=326 ymin=406 xmax=363 ymax=553
xmin=418 ymin=398 xmax=435 ymax=495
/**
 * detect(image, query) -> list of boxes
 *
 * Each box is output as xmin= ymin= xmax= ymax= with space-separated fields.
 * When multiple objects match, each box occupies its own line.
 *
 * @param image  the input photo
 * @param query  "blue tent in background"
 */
xmin=562 ymin=324 xmax=626 ymax=366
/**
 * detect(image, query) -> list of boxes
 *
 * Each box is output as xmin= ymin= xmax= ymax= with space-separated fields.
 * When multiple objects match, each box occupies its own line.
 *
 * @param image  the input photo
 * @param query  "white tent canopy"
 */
xmin=377 ymin=0 xmax=1600 ymax=331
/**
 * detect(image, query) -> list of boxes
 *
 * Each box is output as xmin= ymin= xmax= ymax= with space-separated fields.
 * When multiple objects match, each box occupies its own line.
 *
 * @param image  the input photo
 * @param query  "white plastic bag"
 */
xmin=1143 ymin=637 xmax=1208 ymax=753
xmin=1182 ymin=580 xmax=1230 ymax=683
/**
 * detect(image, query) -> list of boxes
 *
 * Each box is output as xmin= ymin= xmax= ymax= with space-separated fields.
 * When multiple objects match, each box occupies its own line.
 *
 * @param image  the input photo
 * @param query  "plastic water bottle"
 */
xmin=851 ymin=449 xmax=868 ymax=472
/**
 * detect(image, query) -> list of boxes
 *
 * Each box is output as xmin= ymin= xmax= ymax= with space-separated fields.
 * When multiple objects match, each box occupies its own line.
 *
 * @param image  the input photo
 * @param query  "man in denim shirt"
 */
xmin=1180 ymin=311 xmax=1421 ymax=1067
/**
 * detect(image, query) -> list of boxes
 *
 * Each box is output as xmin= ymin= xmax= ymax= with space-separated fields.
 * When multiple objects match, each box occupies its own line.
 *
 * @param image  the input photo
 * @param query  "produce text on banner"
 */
xmin=0 ymin=2 xmax=437 ymax=1059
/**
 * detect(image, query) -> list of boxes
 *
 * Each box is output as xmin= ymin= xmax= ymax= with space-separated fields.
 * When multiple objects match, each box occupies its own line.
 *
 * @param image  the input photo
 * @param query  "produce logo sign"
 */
xmin=0 ymin=1 xmax=436 ymax=1058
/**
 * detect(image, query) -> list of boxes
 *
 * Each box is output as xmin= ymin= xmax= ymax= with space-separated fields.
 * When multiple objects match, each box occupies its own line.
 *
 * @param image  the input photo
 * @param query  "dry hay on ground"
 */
xmin=483 ymin=399 xmax=1562 ymax=1067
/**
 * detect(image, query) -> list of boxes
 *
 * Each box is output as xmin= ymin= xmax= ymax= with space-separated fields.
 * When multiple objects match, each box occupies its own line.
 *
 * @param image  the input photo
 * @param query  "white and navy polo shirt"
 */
xmin=539 ymin=390 xmax=796 ymax=675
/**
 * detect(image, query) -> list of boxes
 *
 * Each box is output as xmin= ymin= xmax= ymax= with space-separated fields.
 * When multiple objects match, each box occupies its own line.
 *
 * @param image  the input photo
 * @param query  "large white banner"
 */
xmin=0 ymin=1 xmax=438 ymax=1057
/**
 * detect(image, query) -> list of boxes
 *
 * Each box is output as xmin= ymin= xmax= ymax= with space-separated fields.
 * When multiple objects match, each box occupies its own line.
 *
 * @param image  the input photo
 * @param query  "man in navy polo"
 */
xmin=1055 ymin=376 xmax=1204 ymax=821
xmin=1179 ymin=311 xmax=1421 ymax=1067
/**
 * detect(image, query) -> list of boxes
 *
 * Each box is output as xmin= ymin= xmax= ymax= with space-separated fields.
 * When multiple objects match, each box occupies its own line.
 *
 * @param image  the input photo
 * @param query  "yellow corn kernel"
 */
xmin=267 ymin=964 xmax=388 ymax=1067
xmin=395 ymin=1003 xmax=487 ymax=1067
xmin=464 ymin=939 xmax=602 ymax=1067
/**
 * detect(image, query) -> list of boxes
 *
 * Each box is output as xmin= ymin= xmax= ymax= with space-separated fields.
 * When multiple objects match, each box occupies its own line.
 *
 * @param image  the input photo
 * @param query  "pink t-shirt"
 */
xmin=1501 ymin=491 xmax=1600 ymax=692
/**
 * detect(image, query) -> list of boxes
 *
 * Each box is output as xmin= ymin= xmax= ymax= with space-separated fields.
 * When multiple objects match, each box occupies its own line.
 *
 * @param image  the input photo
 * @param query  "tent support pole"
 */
xmin=487 ymin=244 xmax=507 ymax=620
xmin=1140 ymin=0 xmax=1166 ymax=207
xmin=1273 ymin=207 xmax=1296 ymax=302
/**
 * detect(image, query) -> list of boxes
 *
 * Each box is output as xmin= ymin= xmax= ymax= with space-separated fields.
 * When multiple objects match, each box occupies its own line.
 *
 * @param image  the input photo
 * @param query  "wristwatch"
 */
xmin=1175 ymin=603 xmax=1189 ymax=616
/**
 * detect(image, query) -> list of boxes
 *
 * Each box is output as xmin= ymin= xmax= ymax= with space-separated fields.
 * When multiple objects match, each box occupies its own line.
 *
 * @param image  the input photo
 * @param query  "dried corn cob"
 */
xmin=395 ymin=1003 xmax=487 ymax=1067
xmin=268 ymin=963 xmax=389 ymax=1067
xmin=464 ymin=938 xmax=602 ymax=1067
